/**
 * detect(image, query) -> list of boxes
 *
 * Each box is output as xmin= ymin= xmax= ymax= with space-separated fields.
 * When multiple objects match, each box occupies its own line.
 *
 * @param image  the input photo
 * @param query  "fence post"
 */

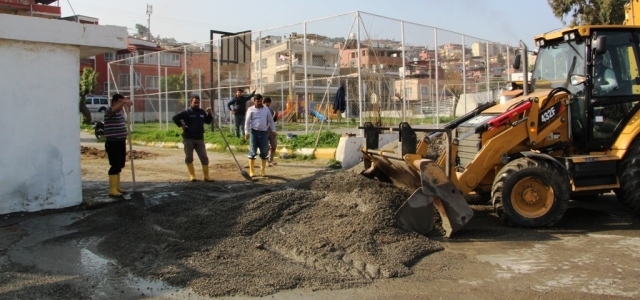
xmin=303 ymin=22 xmax=309 ymax=134
xmin=434 ymin=28 xmax=439 ymax=127
xmin=356 ymin=11 xmax=363 ymax=128
xmin=400 ymin=21 xmax=406 ymax=122
xmin=130 ymin=64 xmax=135 ymax=131
xmin=462 ymin=35 xmax=467 ymax=115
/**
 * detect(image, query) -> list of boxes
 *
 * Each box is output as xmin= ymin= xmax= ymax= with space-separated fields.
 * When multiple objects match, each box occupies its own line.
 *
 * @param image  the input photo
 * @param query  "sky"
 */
xmin=57 ymin=0 xmax=565 ymax=48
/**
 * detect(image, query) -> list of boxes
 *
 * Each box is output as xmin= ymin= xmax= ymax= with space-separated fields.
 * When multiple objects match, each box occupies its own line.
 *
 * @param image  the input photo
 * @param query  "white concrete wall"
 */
xmin=0 ymin=14 xmax=127 ymax=214
xmin=336 ymin=133 xmax=397 ymax=170
xmin=0 ymin=41 xmax=81 ymax=213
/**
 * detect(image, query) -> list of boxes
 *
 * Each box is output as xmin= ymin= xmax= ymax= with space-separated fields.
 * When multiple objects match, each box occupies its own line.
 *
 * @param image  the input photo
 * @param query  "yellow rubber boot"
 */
xmin=116 ymin=174 xmax=127 ymax=194
xmin=203 ymin=165 xmax=214 ymax=182
xmin=249 ymin=159 xmax=256 ymax=177
xmin=109 ymin=175 xmax=123 ymax=197
xmin=187 ymin=163 xmax=197 ymax=181
xmin=260 ymin=159 xmax=267 ymax=177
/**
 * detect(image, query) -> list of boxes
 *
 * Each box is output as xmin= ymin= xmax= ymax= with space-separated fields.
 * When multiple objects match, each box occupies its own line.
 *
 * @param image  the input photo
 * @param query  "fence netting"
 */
xmin=107 ymin=11 xmax=517 ymax=132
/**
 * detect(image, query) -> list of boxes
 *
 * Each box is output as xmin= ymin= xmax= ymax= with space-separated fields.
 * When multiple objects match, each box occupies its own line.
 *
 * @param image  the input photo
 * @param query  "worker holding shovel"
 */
xmin=173 ymin=95 xmax=214 ymax=181
xmin=103 ymin=93 xmax=133 ymax=197
xmin=244 ymin=94 xmax=276 ymax=177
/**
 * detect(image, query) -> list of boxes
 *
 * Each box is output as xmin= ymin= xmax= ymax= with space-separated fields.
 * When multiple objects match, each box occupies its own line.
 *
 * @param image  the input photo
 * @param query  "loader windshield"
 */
xmin=532 ymin=39 xmax=585 ymax=95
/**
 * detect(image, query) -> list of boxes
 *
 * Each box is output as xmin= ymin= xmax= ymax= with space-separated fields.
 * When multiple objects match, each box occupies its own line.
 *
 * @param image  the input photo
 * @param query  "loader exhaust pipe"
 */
xmin=520 ymin=40 xmax=529 ymax=96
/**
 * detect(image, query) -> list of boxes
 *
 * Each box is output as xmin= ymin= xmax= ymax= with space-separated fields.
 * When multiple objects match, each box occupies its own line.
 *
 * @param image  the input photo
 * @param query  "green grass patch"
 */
xmin=84 ymin=121 xmax=342 ymax=151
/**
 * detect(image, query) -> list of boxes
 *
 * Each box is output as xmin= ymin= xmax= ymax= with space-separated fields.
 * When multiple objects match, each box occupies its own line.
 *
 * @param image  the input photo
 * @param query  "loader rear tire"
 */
xmin=616 ymin=138 xmax=640 ymax=212
xmin=492 ymin=157 xmax=570 ymax=227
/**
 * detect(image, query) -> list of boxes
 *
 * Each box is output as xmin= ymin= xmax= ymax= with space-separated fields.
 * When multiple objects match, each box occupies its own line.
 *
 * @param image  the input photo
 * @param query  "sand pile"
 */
xmin=65 ymin=170 xmax=442 ymax=297
xmin=80 ymin=146 xmax=157 ymax=160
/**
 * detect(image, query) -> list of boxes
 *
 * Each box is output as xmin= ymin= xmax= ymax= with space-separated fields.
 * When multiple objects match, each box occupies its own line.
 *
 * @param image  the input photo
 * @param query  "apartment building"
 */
xmin=251 ymin=33 xmax=340 ymax=94
xmin=0 ymin=0 xmax=60 ymax=18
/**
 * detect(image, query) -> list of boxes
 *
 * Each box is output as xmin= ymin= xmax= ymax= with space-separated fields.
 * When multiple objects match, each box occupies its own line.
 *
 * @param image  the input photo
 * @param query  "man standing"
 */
xmin=104 ymin=93 xmax=133 ymax=197
xmin=263 ymin=97 xmax=278 ymax=166
xmin=227 ymin=86 xmax=256 ymax=138
xmin=244 ymin=94 xmax=276 ymax=177
xmin=173 ymin=95 xmax=214 ymax=182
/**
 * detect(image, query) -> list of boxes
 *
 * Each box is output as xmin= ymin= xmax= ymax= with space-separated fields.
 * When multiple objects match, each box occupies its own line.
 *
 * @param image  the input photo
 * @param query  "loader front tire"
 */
xmin=616 ymin=138 xmax=640 ymax=212
xmin=492 ymin=157 xmax=570 ymax=227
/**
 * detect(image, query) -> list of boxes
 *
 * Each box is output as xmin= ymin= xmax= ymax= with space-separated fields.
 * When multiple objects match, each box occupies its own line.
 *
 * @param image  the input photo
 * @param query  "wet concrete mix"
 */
xmin=55 ymin=169 xmax=444 ymax=297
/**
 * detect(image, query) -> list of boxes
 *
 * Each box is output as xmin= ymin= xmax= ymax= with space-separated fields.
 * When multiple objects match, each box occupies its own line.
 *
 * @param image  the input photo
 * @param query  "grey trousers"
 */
xmin=183 ymin=139 xmax=209 ymax=165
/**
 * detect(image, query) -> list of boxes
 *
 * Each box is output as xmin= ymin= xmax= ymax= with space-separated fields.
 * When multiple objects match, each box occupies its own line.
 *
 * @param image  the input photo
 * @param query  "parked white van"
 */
xmin=85 ymin=95 xmax=109 ymax=112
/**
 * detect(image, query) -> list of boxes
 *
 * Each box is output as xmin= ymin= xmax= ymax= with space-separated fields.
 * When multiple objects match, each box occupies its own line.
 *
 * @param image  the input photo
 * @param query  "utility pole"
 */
xmin=146 ymin=4 xmax=153 ymax=40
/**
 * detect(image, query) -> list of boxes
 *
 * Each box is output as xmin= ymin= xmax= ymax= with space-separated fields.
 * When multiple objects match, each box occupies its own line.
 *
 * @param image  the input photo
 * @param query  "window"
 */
xmin=421 ymin=87 xmax=428 ymax=95
xmin=100 ymin=98 xmax=108 ymax=105
xmin=146 ymin=76 xmax=160 ymax=89
xmin=85 ymin=99 xmax=92 ymax=105
xmin=137 ymin=51 xmax=159 ymax=64
xmin=116 ymin=53 xmax=132 ymax=65
xmin=261 ymin=58 xmax=268 ymax=68
xmin=117 ymin=73 xmax=141 ymax=88
xmin=104 ymin=82 xmax=109 ymax=94
xmin=104 ymin=52 xmax=115 ymax=62
xmin=160 ymin=53 xmax=181 ymax=66
xmin=351 ymin=53 xmax=356 ymax=59
xmin=405 ymin=87 xmax=413 ymax=96
xmin=312 ymin=55 xmax=325 ymax=66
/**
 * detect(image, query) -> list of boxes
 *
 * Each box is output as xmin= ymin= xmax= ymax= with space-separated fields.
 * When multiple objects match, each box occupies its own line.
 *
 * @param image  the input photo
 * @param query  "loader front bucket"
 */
xmin=405 ymin=159 xmax=474 ymax=237
xmin=362 ymin=149 xmax=473 ymax=237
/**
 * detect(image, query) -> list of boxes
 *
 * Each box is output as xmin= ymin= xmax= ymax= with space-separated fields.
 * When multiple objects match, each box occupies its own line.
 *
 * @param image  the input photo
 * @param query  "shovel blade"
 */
xmin=414 ymin=159 xmax=473 ymax=237
xmin=130 ymin=192 xmax=145 ymax=209
xmin=395 ymin=189 xmax=435 ymax=235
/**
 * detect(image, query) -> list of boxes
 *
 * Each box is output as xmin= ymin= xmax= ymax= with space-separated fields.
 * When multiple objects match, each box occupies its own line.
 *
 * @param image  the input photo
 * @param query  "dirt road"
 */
xmin=1 ymin=131 xmax=639 ymax=299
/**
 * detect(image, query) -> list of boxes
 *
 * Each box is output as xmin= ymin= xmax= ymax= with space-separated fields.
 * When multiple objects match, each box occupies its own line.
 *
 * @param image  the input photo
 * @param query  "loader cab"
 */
xmin=531 ymin=34 xmax=588 ymax=147
xmin=533 ymin=29 xmax=640 ymax=151
xmin=584 ymin=31 xmax=640 ymax=151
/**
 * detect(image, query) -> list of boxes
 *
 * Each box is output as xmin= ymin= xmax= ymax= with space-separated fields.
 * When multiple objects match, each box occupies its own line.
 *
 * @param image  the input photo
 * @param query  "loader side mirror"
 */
xmin=570 ymin=74 xmax=587 ymax=86
xmin=513 ymin=53 xmax=521 ymax=70
xmin=593 ymin=36 xmax=608 ymax=55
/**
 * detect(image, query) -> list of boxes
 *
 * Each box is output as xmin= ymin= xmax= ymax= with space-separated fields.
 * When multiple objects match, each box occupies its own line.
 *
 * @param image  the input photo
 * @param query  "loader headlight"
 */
xmin=506 ymin=82 xmax=517 ymax=91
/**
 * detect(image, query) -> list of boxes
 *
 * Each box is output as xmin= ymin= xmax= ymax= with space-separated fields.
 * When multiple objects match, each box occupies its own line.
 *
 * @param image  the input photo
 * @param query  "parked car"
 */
xmin=85 ymin=95 xmax=109 ymax=112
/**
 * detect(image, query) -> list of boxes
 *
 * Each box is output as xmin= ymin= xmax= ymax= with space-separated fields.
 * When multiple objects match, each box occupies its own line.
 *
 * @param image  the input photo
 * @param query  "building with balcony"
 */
xmin=251 ymin=33 xmax=340 ymax=95
xmin=0 ymin=0 xmax=60 ymax=19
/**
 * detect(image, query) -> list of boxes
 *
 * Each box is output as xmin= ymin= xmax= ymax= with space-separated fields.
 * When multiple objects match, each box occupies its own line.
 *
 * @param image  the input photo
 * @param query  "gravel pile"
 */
xmin=66 ymin=170 xmax=443 ymax=297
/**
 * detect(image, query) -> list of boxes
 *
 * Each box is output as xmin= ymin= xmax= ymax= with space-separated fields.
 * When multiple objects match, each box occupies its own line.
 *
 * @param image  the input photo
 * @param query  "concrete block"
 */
xmin=336 ymin=136 xmax=364 ymax=170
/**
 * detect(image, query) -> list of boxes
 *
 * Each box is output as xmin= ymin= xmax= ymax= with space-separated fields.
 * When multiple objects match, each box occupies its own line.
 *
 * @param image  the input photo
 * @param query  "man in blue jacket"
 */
xmin=227 ymin=86 xmax=256 ymax=138
xmin=173 ymin=95 xmax=214 ymax=181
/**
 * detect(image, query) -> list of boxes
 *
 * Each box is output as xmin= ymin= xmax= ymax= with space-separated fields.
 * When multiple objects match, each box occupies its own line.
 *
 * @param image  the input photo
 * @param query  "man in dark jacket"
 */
xmin=227 ymin=86 xmax=256 ymax=137
xmin=173 ymin=95 xmax=214 ymax=181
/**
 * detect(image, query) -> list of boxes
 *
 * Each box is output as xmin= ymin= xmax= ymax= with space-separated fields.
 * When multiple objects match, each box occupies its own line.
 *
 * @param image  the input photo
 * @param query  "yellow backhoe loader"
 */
xmin=361 ymin=22 xmax=640 ymax=237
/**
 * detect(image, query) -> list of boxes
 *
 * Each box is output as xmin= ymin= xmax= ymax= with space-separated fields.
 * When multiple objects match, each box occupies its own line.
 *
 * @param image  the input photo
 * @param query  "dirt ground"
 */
xmin=1 ymin=131 xmax=640 ymax=299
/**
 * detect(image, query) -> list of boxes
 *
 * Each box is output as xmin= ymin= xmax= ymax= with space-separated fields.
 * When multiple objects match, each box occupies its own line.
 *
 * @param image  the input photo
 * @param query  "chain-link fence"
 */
xmin=107 ymin=11 xmax=517 ymax=131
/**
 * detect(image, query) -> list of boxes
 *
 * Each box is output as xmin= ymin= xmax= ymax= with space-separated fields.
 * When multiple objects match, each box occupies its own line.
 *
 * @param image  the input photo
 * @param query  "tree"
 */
xmin=443 ymin=69 xmax=464 ymax=117
xmin=159 ymin=73 xmax=194 ymax=111
xmin=548 ymin=0 xmax=626 ymax=26
xmin=79 ymin=67 xmax=98 ymax=124
xmin=135 ymin=23 xmax=149 ymax=37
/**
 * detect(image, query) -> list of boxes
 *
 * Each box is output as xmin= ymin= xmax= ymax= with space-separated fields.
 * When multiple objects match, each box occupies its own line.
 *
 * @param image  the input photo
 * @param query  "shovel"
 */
xmin=124 ymin=108 xmax=145 ymax=208
xmin=214 ymin=121 xmax=252 ymax=181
